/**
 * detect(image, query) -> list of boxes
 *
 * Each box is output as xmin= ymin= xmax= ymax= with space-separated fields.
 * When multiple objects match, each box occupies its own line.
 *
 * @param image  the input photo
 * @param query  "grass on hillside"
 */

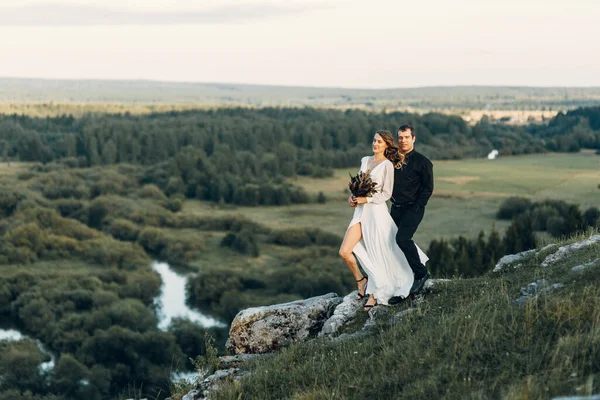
xmin=209 ymin=231 xmax=600 ymax=400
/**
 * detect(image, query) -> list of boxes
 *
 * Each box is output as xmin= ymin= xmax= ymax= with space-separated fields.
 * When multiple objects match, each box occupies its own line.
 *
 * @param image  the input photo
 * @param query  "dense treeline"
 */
xmin=2 ymin=106 xmax=600 ymax=205
xmin=427 ymin=198 xmax=600 ymax=278
xmin=528 ymin=106 xmax=600 ymax=152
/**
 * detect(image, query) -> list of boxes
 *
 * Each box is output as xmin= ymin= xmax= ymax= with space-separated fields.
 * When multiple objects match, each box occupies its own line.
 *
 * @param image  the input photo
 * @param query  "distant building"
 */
xmin=487 ymin=149 xmax=499 ymax=160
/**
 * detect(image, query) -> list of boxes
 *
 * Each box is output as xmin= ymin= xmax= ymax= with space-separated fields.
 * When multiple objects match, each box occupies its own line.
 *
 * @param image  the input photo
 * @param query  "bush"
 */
xmin=0 ymin=190 xmax=26 ymax=217
xmin=497 ymin=196 xmax=532 ymax=219
xmin=317 ymin=191 xmax=327 ymax=204
xmin=80 ymin=238 xmax=149 ymax=270
xmin=547 ymin=216 xmax=567 ymax=237
xmin=272 ymin=229 xmax=312 ymax=247
xmin=137 ymin=227 xmax=169 ymax=255
xmin=271 ymin=228 xmax=341 ymax=248
xmin=138 ymin=184 xmax=167 ymax=201
xmin=163 ymin=196 xmax=184 ymax=212
xmin=220 ymin=231 xmax=260 ymax=257
xmin=583 ymin=207 xmax=600 ymax=228
xmin=55 ymin=198 xmax=85 ymax=218
xmin=107 ymin=218 xmax=140 ymax=242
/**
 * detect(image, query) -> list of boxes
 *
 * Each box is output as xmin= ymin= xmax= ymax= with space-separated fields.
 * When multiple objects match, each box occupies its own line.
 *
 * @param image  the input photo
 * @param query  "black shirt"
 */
xmin=392 ymin=149 xmax=434 ymax=207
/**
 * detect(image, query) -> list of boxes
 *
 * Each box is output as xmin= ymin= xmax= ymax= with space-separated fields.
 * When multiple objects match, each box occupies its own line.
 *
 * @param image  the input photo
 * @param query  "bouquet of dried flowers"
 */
xmin=348 ymin=170 xmax=378 ymax=199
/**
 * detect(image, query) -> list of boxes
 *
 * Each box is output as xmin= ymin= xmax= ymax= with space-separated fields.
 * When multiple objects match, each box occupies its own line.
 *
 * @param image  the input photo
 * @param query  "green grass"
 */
xmin=210 ymin=232 xmax=600 ymax=399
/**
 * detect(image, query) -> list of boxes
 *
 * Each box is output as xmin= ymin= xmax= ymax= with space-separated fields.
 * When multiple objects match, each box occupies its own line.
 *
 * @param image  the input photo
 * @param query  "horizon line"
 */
xmin=2 ymin=76 xmax=600 ymax=91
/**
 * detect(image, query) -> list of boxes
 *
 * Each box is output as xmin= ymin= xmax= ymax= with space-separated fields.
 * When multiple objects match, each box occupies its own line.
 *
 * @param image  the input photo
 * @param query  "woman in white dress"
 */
xmin=339 ymin=130 xmax=428 ymax=310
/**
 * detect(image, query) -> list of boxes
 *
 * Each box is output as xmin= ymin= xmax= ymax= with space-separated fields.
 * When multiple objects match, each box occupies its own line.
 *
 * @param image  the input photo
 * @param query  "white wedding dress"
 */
xmin=348 ymin=156 xmax=429 ymax=304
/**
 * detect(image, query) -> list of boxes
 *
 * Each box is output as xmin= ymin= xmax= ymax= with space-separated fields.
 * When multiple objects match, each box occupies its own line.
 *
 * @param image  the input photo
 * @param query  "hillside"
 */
xmin=189 ymin=233 xmax=600 ymax=399
xmin=2 ymin=78 xmax=600 ymax=111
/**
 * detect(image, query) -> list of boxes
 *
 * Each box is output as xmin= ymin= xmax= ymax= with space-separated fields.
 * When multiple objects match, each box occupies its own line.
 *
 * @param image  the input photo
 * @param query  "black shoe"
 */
xmin=410 ymin=271 xmax=430 ymax=295
xmin=388 ymin=296 xmax=406 ymax=305
xmin=363 ymin=298 xmax=378 ymax=311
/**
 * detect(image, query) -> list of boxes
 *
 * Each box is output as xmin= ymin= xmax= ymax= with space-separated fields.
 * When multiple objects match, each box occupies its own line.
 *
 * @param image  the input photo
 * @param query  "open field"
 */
xmin=184 ymin=151 xmax=600 ymax=246
xmin=0 ymin=102 xmax=560 ymax=125
xmin=2 ymin=78 xmax=600 ymax=115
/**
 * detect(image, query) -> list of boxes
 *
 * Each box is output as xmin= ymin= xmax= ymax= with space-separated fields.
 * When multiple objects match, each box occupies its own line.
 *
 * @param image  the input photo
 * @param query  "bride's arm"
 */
xmin=356 ymin=161 xmax=393 ymax=205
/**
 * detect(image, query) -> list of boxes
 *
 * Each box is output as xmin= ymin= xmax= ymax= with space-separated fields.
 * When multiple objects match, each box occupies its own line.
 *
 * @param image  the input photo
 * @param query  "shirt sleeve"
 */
xmin=417 ymin=158 xmax=434 ymax=207
xmin=366 ymin=161 xmax=393 ymax=204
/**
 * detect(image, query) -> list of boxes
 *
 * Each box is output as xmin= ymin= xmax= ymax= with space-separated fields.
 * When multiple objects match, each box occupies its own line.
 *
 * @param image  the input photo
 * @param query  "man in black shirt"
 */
xmin=391 ymin=125 xmax=434 ymax=294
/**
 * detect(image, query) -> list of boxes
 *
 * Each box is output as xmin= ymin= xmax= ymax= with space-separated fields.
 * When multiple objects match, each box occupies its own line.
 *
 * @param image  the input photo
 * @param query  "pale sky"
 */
xmin=0 ymin=0 xmax=599 ymax=88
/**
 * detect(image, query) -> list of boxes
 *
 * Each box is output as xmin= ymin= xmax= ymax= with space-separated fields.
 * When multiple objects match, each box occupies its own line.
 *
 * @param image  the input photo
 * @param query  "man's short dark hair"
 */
xmin=398 ymin=125 xmax=415 ymax=137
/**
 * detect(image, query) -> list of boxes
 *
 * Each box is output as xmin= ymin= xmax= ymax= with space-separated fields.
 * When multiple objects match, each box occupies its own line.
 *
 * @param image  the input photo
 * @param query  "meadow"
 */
xmin=183 ymin=151 xmax=600 ymax=248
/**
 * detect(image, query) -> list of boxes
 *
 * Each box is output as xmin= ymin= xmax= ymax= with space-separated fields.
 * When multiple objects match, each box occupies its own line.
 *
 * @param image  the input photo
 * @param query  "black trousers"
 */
xmin=390 ymin=203 xmax=428 ymax=279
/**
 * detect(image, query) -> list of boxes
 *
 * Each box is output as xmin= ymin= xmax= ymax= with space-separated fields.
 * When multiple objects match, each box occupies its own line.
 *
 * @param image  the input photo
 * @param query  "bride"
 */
xmin=339 ymin=130 xmax=428 ymax=310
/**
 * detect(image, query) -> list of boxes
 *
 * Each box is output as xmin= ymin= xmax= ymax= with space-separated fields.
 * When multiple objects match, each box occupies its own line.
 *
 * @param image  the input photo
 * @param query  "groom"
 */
xmin=391 ymin=125 xmax=434 ymax=295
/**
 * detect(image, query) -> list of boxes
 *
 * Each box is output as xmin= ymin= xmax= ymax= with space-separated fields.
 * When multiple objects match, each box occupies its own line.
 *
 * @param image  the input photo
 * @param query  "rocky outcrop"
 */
xmin=542 ymin=235 xmax=600 ymax=267
xmin=493 ymin=249 xmax=537 ymax=272
xmin=572 ymin=259 xmax=599 ymax=272
xmin=227 ymin=293 xmax=342 ymax=355
xmin=182 ymin=368 xmax=249 ymax=400
xmin=319 ymin=291 xmax=364 ymax=336
xmin=514 ymin=279 xmax=564 ymax=304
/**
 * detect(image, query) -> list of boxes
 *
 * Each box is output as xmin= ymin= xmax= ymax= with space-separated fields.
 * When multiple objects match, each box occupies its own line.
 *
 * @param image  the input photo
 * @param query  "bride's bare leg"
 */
xmin=339 ymin=223 xmax=367 ymax=299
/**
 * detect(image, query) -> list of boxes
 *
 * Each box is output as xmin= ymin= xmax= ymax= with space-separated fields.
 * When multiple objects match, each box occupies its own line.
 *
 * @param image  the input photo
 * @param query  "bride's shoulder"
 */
xmin=360 ymin=155 xmax=372 ymax=163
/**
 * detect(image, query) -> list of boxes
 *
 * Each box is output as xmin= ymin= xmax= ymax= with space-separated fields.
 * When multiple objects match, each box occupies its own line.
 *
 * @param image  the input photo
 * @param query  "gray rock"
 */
xmin=423 ymin=278 xmax=451 ymax=291
xmin=493 ymin=249 xmax=536 ymax=272
xmin=514 ymin=279 xmax=564 ymax=304
xmin=520 ymin=279 xmax=550 ymax=297
xmin=183 ymin=368 xmax=245 ymax=400
xmin=182 ymin=390 xmax=201 ymax=400
xmin=542 ymin=235 xmax=600 ymax=267
xmin=539 ymin=244 xmax=558 ymax=253
xmin=572 ymin=258 xmax=600 ymax=273
xmin=362 ymin=311 xmax=378 ymax=331
xmin=332 ymin=329 xmax=371 ymax=342
xmin=227 ymin=293 xmax=342 ymax=354
xmin=319 ymin=291 xmax=364 ymax=336
xmin=390 ymin=308 xmax=417 ymax=323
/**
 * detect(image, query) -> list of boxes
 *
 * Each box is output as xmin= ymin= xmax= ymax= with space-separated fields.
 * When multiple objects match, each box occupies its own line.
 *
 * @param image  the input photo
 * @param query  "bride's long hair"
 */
xmin=375 ymin=130 xmax=405 ymax=169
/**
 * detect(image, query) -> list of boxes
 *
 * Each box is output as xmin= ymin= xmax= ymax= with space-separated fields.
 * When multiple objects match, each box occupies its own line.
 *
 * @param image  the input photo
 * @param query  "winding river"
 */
xmin=151 ymin=261 xmax=225 ymax=330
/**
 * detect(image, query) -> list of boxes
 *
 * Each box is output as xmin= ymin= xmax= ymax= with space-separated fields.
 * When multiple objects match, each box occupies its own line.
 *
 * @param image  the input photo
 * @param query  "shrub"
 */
xmin=163 ymin=196 xmax=184 ymax=212
xmin=0 ymin=190 xmax=26 ymax=217
xmin=584 ymin=207 xmax=600 ymax=228
xmin=272 ymin=229 xmax=312 ymax=247
xmin=137 ymin=227 xmax=169 ymax=255
xmin=80 ymin=238 xmax=149 ymax=270
xmin=547 ymin=216 xmax=567 ymax=237
xmin=55 ymin=198 xmax=85 ymax=218
xmin=497 ymin=196 xmax=532 ymax=219
xmin=3 ymin=222 xmax=47 ymax=256
xmin=87 ymin=199 xmax=109 ymax=229
xmin=138 ymin=184 xmax=167 ymax=201
xmin=107 ymin=218 xmax=140 ymax=242
xmin=220 ymin=231 xmax=260 ymax=257
xmin=317 ymin=191 xmax=327 ymax=204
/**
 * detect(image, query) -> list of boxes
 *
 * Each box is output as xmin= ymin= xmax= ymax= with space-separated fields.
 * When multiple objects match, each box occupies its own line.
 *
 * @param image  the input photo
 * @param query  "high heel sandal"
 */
xmin=363 ymin=298 xmax=378 ymax=311
xmin=356 ymin=276 xmax=368 ymax=300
